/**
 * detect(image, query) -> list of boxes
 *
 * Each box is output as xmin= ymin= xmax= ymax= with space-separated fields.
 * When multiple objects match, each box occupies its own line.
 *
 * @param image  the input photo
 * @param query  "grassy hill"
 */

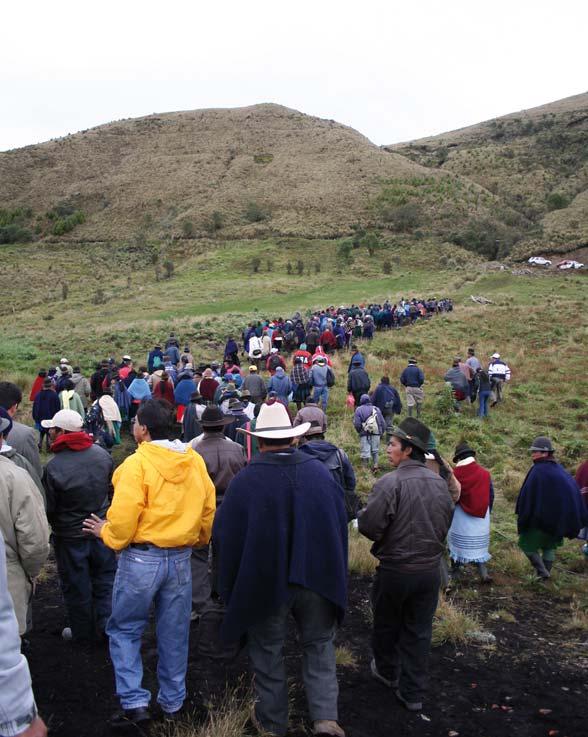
xmin=387 ymin=92 xmax=588 ymax=259
xmin=0 ymin=104 xmax=540 ymax=255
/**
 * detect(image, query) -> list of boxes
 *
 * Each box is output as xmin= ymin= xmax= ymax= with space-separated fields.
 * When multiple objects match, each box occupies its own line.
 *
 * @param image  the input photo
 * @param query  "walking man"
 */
xmin=358 ymin=418 xmax=453 ymax=712
xmin=214 ymin=403 xmax=348 ymax=737
xmin=399 ymin=358 xmax=424 ymax=418
xmin=516 ymin=436 xmax=587 ymax=579
xmin=82 ymin=399 xmax=216 ymax=727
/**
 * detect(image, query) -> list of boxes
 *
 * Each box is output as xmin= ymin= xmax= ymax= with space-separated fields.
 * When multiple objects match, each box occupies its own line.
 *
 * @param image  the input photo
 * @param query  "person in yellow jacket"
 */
xmin=83 ymin=399 xmax=215 ymax=729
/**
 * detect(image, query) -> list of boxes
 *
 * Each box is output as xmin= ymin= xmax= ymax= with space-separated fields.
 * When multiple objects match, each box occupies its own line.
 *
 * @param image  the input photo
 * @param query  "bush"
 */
xmin=51 ymin=210 xmax=85 ymax=236
xmin=287 ymin=262 xmax=292 ymax=275
xmin=382 ymin=202 xmax=423 ymax=232
xmin=163 ymin=259 xmax=175 ymax=278
xmin=296 ymin=259 xmax=304 ymax=276
xmin=0 ymin=224 xmax=33 ymax=244
xmin=546 ymin=192 xmax=570 ymax=211
xmin=337 ymin=240 xmax=353 ymax=263
xmin=251 ymin=257 xmax=261 ymax=273
xmin=244 ymin=201 xmax=268 ymax=223
xmin=383 ymin=260 xmax=392 ymax=275
xmin=0 ymin=207 xmax=32 ymax=227
xmin=181 ymin=220 xmax=194 ymax=237
xmin=93 ymin=288 xmax=107 ymax=305
xmin=204 ymin=211 xmax=224 ymax=234
xmin=360 ymin=230 xmax=383 ymax=256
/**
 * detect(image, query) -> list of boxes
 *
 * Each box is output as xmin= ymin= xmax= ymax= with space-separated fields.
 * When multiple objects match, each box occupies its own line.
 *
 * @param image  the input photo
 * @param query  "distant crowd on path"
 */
xmin=2 ymin=296 xmax=588 ymax=737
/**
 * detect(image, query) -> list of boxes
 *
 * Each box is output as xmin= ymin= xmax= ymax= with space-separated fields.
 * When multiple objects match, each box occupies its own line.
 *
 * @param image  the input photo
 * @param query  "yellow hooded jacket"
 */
xmin=100 ymin=441 xmax=216 ymax=550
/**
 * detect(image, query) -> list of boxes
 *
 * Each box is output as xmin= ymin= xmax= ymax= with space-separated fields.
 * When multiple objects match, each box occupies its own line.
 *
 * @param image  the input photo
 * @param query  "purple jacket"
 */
xmin=353 ymin=395 xmax=386 ymax=436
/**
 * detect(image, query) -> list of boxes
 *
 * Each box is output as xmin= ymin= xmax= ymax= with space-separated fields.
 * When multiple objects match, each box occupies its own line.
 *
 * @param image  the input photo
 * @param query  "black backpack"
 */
xmin=326 ymin=367 xmax=335 ymax=387
xmin=83 ymin=402 xmax=105 ymax=439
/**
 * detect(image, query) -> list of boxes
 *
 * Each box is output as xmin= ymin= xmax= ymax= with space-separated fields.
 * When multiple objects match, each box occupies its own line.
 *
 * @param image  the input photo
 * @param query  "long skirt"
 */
xmin=448 ymin=506 xmax=491 ymax=564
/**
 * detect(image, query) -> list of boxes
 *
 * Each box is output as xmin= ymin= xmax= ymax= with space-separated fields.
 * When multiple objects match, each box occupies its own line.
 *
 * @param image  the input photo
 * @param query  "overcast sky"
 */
xmin=2 ymin=0 xmax=587 ymax=152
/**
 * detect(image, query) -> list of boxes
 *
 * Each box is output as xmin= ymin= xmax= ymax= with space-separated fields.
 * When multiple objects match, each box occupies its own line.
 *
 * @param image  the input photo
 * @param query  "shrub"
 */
xmin=287 ymin=262 xmax=292 ymax=275
xmin=93 ymin=288 xmax=107 ymax=305
xmin=314 ymin=261 xmax=321 ymax=274
xmin=432 ymin=595 xmax=481 ymax=646
xmin=251 ymin=257 xmax=261 ymax=273
xmin=61 ymin=282 xmax=68 ymax=300
xmin=253 ymin=153 xmax=273 ymax=165
xmin=382 ymin=202 xmax=423 ymax=232
xmin=244 ymin=201 xmax=268 ymax=223
xmin=360 ymin=230 xmax=383 ymax=256
xmin=296 ymin=259 xmax=304 ymax=276
xmin=337 ymin=240 xmax=353 ymax=263
xmin=204 ymin=211 xmax=224 ymax=233
xmin=383 ymin=260 xmax=392 ymax=275
xmin=546 ymin=192 xmax=570 ymax=211
xmin=181 ymin=220 xmax=194 ymax=237
xmin=50 ymin=210 xmax=85 ymax=236
xmin=0 ymin=224 xmax=33 ymax=244
xmin=163 ymin=259 xmax=175 ymax=278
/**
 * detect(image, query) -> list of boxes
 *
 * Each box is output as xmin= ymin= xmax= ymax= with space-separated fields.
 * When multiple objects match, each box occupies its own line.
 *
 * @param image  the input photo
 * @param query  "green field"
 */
xmin=2 ymin=236 xmax=588 ymax=636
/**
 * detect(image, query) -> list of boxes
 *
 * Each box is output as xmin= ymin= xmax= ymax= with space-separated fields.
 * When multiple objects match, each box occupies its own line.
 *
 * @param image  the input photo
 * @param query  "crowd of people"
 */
xmin=1 ymin=297 xmax=587 ymax=737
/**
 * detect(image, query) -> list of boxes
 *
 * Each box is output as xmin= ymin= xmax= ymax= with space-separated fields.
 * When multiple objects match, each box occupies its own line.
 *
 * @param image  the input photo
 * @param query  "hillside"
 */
xmin=0 ymin=104 xmax=436 ymax=241
xmin=0 ymin=104 xmax=526 ymax=249
xmin=386 ymin=93 xmax=588 ymax=258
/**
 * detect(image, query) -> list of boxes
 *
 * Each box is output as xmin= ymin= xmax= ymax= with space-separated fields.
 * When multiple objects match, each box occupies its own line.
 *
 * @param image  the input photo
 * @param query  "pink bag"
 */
xmin=346 ymin=393 xmax=355 ymax=409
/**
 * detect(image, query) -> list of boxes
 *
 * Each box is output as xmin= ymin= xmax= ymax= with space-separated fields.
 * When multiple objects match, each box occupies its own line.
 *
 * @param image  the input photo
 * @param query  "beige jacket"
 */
xmin=0 ymin=456 xmax=50 ymax=634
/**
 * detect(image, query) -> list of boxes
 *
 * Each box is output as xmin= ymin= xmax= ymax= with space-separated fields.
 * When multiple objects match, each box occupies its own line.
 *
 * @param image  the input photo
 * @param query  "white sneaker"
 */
xmin=62 ymin=627 xmax=72 ymax=641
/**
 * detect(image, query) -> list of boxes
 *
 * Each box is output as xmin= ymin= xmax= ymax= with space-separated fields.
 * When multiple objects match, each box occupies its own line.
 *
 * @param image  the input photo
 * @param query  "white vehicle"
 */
xmin=528 ymin=256 xmax=552 ymax=266
xmin=556 ymin=259 xmax=584 ymax=270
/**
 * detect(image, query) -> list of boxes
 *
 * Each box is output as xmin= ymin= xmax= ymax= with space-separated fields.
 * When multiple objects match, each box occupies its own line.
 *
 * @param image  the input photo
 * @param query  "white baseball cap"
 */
xmin=41 ymin=409 xmax=84 ymax=431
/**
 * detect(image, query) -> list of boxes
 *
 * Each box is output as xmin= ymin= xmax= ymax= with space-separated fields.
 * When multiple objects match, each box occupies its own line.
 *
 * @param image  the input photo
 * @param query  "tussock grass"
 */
xmin=497 ymin=469 xmax=526 ymax=504
xmin=489 ymin=609 xmax=517 ymax=623
xmin=335 ymin=646 xmax=358 ymax=668
xmin=562 ymin=597 xmax=588 ymax=632
xmin=152 ymin=687 xmax=253 ymax=737
xmin=491 ymin=544 xmax=529 ymax=578
xmin=432 ymin=595 xmax=481 ymax=646
xmin=348 ymin=529 xmax=377 ymax=576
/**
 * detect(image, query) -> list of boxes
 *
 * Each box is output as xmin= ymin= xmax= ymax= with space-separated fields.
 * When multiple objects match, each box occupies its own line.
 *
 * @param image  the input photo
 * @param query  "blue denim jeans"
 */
xmin=312 ymin=386 xmax=330 ymax=411
xmin=478 ymin=390 xmax=491 ymax=417
xmin=106 ymin=546 xmax=192 ymax=712
xmin=248 ymin=586 xmax=339 ymax=737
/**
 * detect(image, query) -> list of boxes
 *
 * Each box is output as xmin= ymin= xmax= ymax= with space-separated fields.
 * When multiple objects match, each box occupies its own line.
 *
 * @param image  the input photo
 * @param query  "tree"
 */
xmin=361 ymin=230 xmax=383 ymax=257
xmin=337 ymin=240 xmax=353 ymax=263
xmin=163 ymin=259 xmax=175 ymax=278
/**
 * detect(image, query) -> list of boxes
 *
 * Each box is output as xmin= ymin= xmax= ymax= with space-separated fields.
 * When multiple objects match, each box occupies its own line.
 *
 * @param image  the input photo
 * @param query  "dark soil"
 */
xmin=27 ymin=568 xmax=588 ymax=737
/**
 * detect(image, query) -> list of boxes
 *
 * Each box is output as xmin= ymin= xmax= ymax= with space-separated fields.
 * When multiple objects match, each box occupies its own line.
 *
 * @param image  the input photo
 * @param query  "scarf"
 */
xmin=51 ymin=431 xmax=94 ymax=453
xmin=453 ymin=459 xmax=491 ymax=518
xmin=61 ymin=389 xmax=75 ymax=410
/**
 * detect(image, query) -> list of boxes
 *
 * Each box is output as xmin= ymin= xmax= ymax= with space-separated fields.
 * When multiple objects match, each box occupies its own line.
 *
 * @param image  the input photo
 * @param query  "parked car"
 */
xmin=528 ymin=256 xmax=552 ymax=267
xmin=556 ymin=260 xmax=584 ymax=270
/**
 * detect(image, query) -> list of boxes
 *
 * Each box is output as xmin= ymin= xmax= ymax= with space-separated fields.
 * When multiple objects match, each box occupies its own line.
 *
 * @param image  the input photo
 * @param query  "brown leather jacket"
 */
xmin=358 ymin=460 xmax=454 ymax=573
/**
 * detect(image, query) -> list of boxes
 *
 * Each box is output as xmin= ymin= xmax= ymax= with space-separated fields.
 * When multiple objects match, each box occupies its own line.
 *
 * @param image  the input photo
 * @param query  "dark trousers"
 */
xmin=371 ymin=567 xmax=440 ymax=702
xmin=53 ymin=536 xmax=117 ymax=641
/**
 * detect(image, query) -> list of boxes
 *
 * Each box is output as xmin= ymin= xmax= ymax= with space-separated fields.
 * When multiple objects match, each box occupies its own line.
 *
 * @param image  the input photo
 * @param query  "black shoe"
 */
xmin=110 ymin=707 xmax=151 ymax=729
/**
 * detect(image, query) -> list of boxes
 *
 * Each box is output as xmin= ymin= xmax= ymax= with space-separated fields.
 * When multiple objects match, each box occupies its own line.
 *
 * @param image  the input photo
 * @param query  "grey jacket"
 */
xmin=6 ymin=422 xmax=42 ymax=479
xmin=242 ymin=374 xmax=267 ymax=400
xmin=0 ymin=533 xmax=38 ymax=736
xmin=358 ymin=460 xmax=454 ymax=573
xmin=0 ymin=446 xmax=45 ymax=507
xmin=71 ymin=372 xmax=91 ymax=409
xmin=0 ymin=457 xmax=50 ymax=634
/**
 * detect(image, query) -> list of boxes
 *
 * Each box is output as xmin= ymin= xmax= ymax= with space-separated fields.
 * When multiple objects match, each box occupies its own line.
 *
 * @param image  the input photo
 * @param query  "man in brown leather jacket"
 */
xmin=358 ymin=418 xmax=453 ymax=713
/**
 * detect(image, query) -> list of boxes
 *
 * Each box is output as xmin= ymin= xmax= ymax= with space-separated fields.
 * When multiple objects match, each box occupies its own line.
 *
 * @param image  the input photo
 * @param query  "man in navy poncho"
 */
xmin=214 ymin=402 xmax=348 ymax=737
xmin=516 ymin=436 xmax=588 ymax=579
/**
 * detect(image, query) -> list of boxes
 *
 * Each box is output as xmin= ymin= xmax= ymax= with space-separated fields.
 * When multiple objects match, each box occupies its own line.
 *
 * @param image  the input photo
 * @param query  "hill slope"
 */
xmin=386 ymin=93 xmax=588 ymax=257
xmin=0 ymin=104 xmax=437 ymax=241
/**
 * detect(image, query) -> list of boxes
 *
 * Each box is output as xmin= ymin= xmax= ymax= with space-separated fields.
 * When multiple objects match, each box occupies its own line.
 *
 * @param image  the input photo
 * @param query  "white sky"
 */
xmin=2 ymin=0 xmax=587 ymax=152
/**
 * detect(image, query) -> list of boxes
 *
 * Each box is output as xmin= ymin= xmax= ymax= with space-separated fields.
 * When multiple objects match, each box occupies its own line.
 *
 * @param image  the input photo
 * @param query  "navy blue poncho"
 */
xmin=516 ymin=459 xmax=588 ymax=538
xmin=213 ymin=448 xmax=348 ymax=642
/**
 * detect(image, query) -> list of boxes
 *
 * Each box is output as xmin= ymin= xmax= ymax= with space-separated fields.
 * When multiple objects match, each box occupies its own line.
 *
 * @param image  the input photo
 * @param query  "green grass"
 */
xmin=2 ymin=237 xmax=587 ymax=610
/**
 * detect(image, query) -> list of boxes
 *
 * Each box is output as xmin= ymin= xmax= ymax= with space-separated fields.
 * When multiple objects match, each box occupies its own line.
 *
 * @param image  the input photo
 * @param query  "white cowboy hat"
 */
xmin=238 ymin=402 xmax=310 ymax=440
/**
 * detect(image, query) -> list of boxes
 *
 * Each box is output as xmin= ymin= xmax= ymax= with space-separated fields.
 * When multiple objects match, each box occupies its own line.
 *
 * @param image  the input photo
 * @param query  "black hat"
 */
xmin=200 ymin=406 xmax=235 ymax=428
xmin=390 ymin=418 xmax=430 ymax=452
xmin=529 ymin=436 xmax=554 ymax=452
xmin=453 ymin=442 xmax=476 ymax=463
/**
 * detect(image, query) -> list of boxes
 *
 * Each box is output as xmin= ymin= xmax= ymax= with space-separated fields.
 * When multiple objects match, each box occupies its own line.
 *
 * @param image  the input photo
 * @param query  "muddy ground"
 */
xmin=26 ymin=565 xmax=588 ymax=737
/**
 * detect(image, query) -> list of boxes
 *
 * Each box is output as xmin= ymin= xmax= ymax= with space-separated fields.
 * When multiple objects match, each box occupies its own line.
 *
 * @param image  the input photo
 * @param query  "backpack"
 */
xmin=83 ymin=402 xmax=105 ymax=438
xmin=269 ymin=355 xmax=281 ymax=371
xmin=326 ymin=368 xmax=335 ymax=387
xmin=361 ymin=407 xmax=379 ymax=435
xmin=325 ymin=448 xmax=360 ymax=522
